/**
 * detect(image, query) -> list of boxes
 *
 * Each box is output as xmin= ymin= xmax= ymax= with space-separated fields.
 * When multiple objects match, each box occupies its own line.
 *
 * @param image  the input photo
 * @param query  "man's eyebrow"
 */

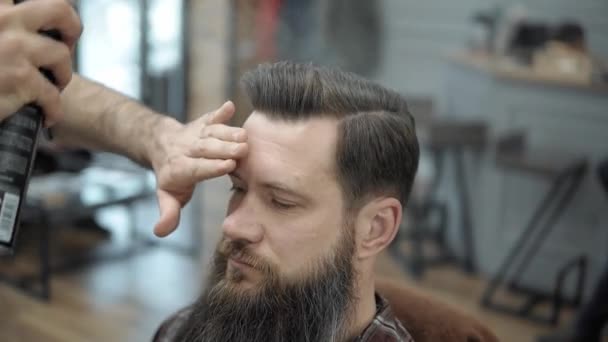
xmin=261 ymin=181 xmax=309 ymax=200
xmin=228 ymin=172 xmax=310 ymax=201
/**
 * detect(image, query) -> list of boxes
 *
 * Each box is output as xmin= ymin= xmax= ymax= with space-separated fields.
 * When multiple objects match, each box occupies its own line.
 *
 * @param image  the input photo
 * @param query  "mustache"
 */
xmin=217 ymin=239 xmax=274 ymax=275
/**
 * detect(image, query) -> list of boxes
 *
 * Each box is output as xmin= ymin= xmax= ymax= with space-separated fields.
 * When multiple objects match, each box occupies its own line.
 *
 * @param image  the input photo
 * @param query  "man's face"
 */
xmin=221 ymin=112 xmax=347 ymax=290
xmin=172 ymin=113 xmax=358 ymax=341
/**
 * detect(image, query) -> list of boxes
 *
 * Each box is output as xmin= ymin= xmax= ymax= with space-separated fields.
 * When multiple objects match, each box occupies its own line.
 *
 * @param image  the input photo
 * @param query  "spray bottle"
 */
xmin=0 ymin=0 xmax=61 ymax=253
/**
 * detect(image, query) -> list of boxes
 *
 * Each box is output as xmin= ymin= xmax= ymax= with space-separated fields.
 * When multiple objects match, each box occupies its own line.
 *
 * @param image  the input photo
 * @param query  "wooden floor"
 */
xmin=1 ymin=243 xmax=575 ymax=342
xmin=0 ymin=248 xmax=202 ymax=342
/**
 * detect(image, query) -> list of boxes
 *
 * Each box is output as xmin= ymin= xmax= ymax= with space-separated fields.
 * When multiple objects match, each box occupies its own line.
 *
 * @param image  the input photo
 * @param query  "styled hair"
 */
xmin=241 ymin=61 xmax=419 ymax=209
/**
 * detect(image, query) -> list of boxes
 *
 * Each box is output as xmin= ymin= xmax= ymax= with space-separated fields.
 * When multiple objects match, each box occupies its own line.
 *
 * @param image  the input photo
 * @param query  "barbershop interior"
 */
xmin=1 ymin=0 xmax=607 ymax=341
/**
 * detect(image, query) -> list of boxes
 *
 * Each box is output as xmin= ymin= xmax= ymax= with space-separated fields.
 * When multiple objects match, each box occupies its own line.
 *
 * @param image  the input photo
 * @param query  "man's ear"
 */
xmin=355 ymin=197 xmax=402 ymax=260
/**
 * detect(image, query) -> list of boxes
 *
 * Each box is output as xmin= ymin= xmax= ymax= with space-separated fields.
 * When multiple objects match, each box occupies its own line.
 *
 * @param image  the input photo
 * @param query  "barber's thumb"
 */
xmin=154 ymin=190 xmax=181 ymax=237
xmin=208 ymin=101 xmax=235 ymax=124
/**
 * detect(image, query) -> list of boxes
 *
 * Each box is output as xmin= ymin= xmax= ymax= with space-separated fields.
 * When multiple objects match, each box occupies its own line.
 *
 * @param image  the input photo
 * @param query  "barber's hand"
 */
xmin=150 ymin=101 xmax=248 ymax=237
xmin=0 ymin=0 xmax=81 ymax=125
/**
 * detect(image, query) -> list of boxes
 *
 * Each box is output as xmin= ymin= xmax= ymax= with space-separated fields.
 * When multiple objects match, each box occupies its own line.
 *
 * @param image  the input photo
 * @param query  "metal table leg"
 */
xmin=454 ymin=148 xmax=476 ymax=274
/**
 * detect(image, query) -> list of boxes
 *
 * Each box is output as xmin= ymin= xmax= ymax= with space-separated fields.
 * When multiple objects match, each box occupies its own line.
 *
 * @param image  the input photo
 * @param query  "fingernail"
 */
xmin=232 ymin=144 xmax=241 ymax=154
xmin=233 ymin=131 xmax=242 ymax=140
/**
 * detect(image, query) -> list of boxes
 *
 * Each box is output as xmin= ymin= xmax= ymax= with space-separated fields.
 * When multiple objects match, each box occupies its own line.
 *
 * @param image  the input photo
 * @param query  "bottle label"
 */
xmin=0 ymin=191 xmax=19 ymax=242
xmin=0 ymin=106 xmax=41 ymax=246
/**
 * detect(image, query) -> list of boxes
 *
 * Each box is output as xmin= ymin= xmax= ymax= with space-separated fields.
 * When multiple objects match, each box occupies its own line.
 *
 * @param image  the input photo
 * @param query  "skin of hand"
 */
xmin=148 ymin=101 xmax=248 ymax=237
xmin=0 ymin=1 xmax=244 ymax=238
xmin=54 ymin=75 xmax=247 ymax=239
xmin=0 ymin=0 xmax=81 ymax=125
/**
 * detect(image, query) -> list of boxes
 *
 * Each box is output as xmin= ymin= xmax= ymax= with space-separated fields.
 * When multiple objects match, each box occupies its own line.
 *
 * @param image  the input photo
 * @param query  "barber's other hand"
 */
xmin=149 ymin=101 xmax=248 ymax=237
xmin=0 ymin=0 xmax=81 ymax=125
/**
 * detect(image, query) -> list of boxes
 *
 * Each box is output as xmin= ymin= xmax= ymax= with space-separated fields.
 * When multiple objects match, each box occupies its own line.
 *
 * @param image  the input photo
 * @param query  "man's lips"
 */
xmin=229 ymin=255 xmax=253 ymax=269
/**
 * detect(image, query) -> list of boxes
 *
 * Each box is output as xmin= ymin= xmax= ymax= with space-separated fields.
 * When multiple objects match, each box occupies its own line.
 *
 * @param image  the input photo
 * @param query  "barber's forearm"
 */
xmin=53 ymin=74 xmax=180 ymax=168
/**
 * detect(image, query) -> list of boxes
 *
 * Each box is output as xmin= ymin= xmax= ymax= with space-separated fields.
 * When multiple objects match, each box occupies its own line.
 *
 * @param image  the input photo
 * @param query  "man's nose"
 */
xmin=222 ymin=198 xmax=264 ymax=244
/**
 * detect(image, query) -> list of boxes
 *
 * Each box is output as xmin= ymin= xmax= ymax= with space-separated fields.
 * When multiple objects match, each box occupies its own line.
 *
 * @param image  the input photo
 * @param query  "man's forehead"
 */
xmin=239 ymin=112 xmax=339 ymax=186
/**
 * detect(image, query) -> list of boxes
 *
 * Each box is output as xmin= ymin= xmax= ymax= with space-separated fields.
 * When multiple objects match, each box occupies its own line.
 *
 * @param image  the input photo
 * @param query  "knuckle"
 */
xmin=198 ymin=140 xmax=210 ymax=155
xmin=202 ymin=112 xmax=214 ymax=124
xmin=200 ymin=125 xmax=212 ymax=137
xmin=57 ymin=43 xmax=71 ymax=61
xmin=44 ymin=0 xmax=62 ymax=16
xmin=47 ymin=0 xmax=76 ymax=28
xmin=59 ymin=71 xmax=73 ymax=89
xmin=51 ymin=0 xmax=70 ymax=14
xmin=228 ymin=142 xmax=238 ymax=155
xmin=12 ymin=62 xmax=32 ymax=84
xmin=1 ymin=31 xmax=24 ymax=53
xmin=216 ymin=125 xmax=229 ymax=137
xmin=0 ymin=9 xmax=11 ymax=30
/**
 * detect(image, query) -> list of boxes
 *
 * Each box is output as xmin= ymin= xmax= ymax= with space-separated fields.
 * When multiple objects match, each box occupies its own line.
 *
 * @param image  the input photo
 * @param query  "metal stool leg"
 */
xmin=482 ymin=175 xmax=566 ymax=305
xmin=508 ymin=165 xmax=586 ymax=286
xmin=481 ymin=164 xmax=588 ymax=325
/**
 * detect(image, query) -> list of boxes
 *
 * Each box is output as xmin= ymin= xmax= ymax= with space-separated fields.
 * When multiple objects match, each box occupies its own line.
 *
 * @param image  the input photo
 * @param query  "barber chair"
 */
xmin=376 ymin=277 xmax=499 ymax=342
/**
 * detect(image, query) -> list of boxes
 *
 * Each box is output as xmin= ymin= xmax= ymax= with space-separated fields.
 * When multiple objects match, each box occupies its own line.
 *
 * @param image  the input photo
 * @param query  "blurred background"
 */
xmin=1 ymin=0 xmax=607 ymax=341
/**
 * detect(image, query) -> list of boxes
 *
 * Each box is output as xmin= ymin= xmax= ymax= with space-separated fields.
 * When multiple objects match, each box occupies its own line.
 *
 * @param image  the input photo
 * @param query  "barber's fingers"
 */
xmin=187 ymin=158 xmax=236 ymax=183
xmin=25 ymin=33 xmax=72 ymax=89
xmin=192 ymin=158 xmax=237 ymax=181
xmin=154 ymin=189 xmax=181 ymax=237
xmin=202 ymin=101 xmax=236 ymax=125
xmin=189 ymin=137 xmax=248 ymax=159
xmin=14 ymin=0 xmax=82 ymax=51
xmin=12 ymin=63 xmax=63 ymax=126
xmin=200 ymin=124 xmax=247 ymax=142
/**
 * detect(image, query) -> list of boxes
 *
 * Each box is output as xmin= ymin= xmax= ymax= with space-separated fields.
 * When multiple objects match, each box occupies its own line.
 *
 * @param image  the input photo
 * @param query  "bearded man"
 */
xmin=155 ymin=61 xmax=419 ymax=342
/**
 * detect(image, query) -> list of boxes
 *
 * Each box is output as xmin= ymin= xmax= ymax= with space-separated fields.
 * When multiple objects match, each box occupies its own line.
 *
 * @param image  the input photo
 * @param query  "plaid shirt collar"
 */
xmin=353 ymin=294 xmax=414 ymax=342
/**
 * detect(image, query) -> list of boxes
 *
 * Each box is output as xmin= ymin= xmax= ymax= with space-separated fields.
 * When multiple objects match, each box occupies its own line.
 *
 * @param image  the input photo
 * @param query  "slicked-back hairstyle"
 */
xmin=241 ymin=61 xmax=419 ymax=210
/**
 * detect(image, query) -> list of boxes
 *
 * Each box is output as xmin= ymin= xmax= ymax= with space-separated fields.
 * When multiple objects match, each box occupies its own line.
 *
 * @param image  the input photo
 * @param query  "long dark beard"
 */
xmin=175 ymin=229 xmax=357 ymax=342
